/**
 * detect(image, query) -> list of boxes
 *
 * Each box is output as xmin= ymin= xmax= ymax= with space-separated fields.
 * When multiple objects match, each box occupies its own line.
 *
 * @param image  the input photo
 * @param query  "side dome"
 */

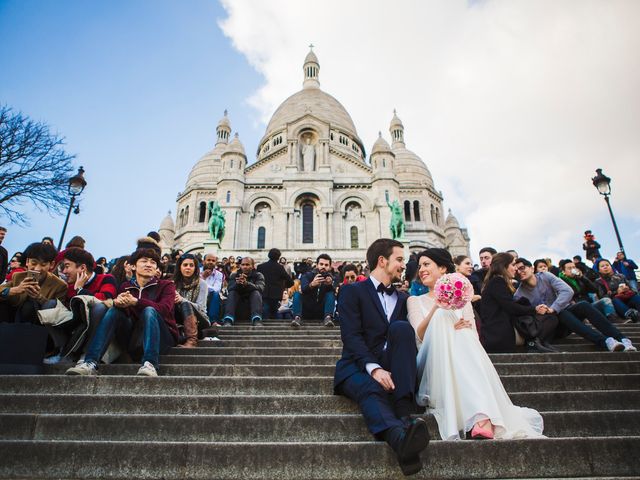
xmin=371 ymin=132 xmax=392 ymax=155
xmin=185 ymin=149 xmax=219 ymax=189
xmin=393 ymin=147 xmax=435 ymax=188
xmin=445 ymin=209 xmax=460 ymax=228
xmin=159 ymin=211 xmax=175 ymax=232
xmin=224 ymin=133 xmax=246 ymax=156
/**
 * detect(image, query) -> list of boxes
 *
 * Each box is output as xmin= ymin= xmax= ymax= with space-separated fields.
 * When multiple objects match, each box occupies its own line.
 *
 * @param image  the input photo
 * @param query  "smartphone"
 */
xmin=27 ymin=270 xmax=39 ymax=281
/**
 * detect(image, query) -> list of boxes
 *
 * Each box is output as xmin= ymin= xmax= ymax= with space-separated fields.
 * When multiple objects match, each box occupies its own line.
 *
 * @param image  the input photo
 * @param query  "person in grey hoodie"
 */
xmin=514 ymin=258 xmax=635 ymax=352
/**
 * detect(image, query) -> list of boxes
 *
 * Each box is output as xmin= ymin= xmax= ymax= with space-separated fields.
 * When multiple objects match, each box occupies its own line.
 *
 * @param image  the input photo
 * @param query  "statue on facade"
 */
xmin=387 ymin=199 xmax=405 ymax=240
xmin=208 ymin=200 xmax=226 ymax=242
xmin=301 ymin=137 xmax=316 ymax=171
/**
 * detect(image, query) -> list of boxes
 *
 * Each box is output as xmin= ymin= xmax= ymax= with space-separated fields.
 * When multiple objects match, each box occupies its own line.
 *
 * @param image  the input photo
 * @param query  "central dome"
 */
xmin=262 ymin=48 xmax=361 ymax=144
xmin=265 ymin=88 xmax=359 ymax=139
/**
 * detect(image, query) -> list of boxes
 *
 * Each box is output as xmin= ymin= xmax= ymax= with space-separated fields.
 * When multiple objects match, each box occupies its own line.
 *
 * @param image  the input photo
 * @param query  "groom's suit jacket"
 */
xmin=334 ymin=278 xmax=410 ymax=391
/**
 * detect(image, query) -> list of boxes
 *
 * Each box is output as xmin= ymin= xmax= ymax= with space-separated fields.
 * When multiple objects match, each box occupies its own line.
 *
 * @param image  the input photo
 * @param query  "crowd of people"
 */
xmin=1 ymin=224 xmax=638 ymax=474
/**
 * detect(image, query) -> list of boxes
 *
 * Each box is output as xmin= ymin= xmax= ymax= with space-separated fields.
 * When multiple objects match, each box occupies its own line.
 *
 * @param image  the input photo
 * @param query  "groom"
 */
xmin=334 ymin=238 xmax=428 ymax=476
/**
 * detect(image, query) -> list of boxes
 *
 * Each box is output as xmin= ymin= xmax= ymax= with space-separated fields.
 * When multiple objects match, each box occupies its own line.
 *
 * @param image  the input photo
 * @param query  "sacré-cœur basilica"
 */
xmin=157 ymin=48 xmax=470 ymax=262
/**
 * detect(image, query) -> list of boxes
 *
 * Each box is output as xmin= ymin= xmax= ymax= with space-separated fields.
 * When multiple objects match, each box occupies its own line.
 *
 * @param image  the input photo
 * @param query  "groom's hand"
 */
xmin=371 ymin=368 xmax=395 ymax=391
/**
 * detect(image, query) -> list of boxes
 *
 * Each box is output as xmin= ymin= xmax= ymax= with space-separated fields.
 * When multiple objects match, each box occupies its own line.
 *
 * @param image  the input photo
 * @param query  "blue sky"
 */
xmin=0 ymin=0 xmax=263 ymax=258
xmin=1 ymin=0 xmax=638 ymax=264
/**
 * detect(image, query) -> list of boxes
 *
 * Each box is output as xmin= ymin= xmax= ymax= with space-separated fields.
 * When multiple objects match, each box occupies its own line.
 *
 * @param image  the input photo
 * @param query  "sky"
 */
xmin=1 ymin=0 xmax=639 ymax=264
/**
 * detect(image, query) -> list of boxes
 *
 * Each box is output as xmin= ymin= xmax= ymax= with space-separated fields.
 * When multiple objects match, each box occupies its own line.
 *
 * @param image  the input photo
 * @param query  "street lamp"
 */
xmin=57 ymin=166 xmax=87 ymax=251
xmin=591 ymin=168 xmax=625 ymax=254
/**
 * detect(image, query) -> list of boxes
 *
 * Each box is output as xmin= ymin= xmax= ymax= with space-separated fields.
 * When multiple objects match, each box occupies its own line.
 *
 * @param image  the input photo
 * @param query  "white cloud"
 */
xmin=218 ymin=0 xmax=640 ymax=261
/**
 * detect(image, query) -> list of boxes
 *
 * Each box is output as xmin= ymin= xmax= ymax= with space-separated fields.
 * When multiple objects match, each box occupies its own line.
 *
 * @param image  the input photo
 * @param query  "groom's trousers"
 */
xmin=336 ymin=321 xmax=417 ymax=435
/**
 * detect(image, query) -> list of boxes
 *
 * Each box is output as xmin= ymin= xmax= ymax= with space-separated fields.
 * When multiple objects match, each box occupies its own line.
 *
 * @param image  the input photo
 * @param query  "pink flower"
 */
xmin=454 ymin=289 xmax=462 ymax=297
xmin=454 ymin=281 xmax=463 ymax=289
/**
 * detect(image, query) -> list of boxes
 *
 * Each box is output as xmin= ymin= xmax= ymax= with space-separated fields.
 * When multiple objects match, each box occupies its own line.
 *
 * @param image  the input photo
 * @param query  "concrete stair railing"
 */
xmin=0 ymin=320 xmax=638 ymax=479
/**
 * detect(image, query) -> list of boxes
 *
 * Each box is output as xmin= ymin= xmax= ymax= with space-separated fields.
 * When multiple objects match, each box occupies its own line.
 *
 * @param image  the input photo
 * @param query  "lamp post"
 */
xmin=57 ymin=166 xmax=87 ymax=251
xmin=591 ymin=168 xmax=625 ymax=254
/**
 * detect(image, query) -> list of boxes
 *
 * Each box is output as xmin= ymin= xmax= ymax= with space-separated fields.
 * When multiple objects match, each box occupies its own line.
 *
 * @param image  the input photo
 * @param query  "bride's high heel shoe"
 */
xmin=471 ymin=420 xmax=494 ymax=440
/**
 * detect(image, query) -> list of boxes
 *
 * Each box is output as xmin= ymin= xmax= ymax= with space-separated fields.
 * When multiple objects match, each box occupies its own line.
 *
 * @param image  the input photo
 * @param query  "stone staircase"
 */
xmin=0 ymin=320 xmax=638 ymax=479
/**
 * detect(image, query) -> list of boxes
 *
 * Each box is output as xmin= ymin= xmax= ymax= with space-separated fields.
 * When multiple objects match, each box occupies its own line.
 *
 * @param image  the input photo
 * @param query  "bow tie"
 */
xmin=376 ymin=283 xmax=396 ymax=296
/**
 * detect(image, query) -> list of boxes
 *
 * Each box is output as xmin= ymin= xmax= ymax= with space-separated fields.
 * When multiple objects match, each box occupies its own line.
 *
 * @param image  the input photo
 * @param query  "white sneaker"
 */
xmin=65 ymin=361 xmax=98 ymax=376
xmin=136 ymin=361 xmax=158 ymax=377
xmin=621 ymin=338 xmax=637 ymax=352
xmin=605 ymin=337 xmax=625 ymax=352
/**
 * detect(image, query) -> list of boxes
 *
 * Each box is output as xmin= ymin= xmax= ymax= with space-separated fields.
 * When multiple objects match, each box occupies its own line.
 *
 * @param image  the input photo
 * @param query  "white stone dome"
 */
xmin=185 ymin=143 xmax=225 ymax=188
xmin=159 ymin=211 xmax=175 ymax=232
xmin=264 ymin=88 xmax=360 ymax=140
xmin=224 ymin=133 xmax=246 ymax=155
xmin=445 ymin=209 xmax=460 ymax=228
xmin=371 ymin=132 xmax=392 ymax=155
xmin=393 ymin=146 xmax=435 ymax=188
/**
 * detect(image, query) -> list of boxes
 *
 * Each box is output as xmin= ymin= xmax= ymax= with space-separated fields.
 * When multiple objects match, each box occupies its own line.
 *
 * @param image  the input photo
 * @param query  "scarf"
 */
xmin=559 ymin=272 xmax=580 ymax=294
xmin=178 ymin=276 xmax=201 ymax=304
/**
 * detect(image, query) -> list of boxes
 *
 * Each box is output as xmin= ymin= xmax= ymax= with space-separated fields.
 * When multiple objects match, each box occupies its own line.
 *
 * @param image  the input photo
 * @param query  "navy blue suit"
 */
xmin=334 ymin=278 xmax=417 ymax=435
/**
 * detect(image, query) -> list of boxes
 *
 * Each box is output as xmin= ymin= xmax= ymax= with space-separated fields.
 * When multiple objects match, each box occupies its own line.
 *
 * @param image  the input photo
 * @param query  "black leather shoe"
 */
xmin=541 ymin=340 xmax=561 ymax=352
xmin=397 ymin=418 xmax=429 ymax=476
xmin=527 ymin=338 xmax=557 ymax=353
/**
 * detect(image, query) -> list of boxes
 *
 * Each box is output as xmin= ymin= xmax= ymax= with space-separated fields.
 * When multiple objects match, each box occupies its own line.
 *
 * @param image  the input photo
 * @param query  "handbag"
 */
xmin=512 ymin=314 xmax=542 ymax=341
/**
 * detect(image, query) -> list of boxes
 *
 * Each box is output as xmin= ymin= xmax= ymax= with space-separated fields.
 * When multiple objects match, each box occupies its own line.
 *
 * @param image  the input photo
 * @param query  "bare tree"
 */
xmin=0 ymin=105 xmax=76 ymax=224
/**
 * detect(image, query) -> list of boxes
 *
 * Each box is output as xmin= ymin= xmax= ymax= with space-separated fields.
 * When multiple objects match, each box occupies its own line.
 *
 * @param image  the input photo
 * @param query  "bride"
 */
xmin=407 ymin=248 xmax=544 ymax=441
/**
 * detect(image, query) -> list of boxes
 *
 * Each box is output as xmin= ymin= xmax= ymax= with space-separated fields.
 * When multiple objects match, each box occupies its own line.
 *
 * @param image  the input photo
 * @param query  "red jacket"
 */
xmin=66 ymin=273 xmax=118 ymax=303
xmin=119 ymin=277 xmax=178 ymax=341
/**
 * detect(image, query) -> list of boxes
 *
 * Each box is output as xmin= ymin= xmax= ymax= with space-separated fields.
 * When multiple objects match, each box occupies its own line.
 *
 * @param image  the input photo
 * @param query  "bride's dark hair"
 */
xmin=482 ymin=252 xmax=516 ymax=294
xmin=417 ymin=248 xmax=455 ymax=273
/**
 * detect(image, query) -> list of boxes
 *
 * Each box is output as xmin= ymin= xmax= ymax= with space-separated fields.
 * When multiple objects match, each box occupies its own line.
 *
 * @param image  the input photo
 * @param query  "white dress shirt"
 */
xmin=203 ymin=269 xmax=224 ymax=293
xmin=365 ymin=274 xmax=398 ymax=376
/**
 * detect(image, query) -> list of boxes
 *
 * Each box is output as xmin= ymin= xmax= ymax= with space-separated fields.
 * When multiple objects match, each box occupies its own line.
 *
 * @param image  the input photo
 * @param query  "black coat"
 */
xmin=0 ymin=246 xmax=7 ymax=282
xmin=256 ymin=260 xmax=294 ymax=300
xmin=480 ymin=276 xmax=536 ymax=353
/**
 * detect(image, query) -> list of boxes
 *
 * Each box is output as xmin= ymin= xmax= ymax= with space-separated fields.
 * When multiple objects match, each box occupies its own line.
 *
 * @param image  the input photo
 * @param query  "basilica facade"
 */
xmin=159 ymin=49 xmax=470 ymax=262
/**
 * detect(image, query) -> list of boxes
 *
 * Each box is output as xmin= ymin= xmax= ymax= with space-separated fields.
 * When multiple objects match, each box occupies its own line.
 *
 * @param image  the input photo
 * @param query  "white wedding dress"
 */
xmin=407 ymin=294 xmax=545 ymax=441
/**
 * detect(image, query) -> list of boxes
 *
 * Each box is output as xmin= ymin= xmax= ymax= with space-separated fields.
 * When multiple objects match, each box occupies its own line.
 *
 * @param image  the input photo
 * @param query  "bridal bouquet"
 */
xmin=434 ymin=273 xmax=473 ymax=310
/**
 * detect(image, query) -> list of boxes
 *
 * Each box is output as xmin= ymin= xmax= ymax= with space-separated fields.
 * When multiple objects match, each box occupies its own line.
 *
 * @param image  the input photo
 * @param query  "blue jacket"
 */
xmin=334 ymin=278 xmax=409 ymax=390
xmin=613 ymin=258 xmax=638 ymax=281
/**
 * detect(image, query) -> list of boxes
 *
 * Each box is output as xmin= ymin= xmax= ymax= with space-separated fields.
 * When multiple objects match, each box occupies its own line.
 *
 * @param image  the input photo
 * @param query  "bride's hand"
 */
xmin=453 ymin=318 xmax=473 ymax=330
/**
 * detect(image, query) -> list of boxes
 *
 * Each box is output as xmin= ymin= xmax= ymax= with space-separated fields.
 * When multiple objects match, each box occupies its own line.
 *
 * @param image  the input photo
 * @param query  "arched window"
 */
xmin=350 ymin=226 xmax=359 ymax=249
xmin=435 ymin=207 xmax=440 ymax=225
xmin=382 ymin=158 xmax=386 ymax=168
xmin=257 ymin=227 xmax=266 ymax=249
xmin=430 ymin=204 xmax=436 ymax=223
xmin=302 ymin=203 xmax=314 ymax=244
xmin=404 ymin=200 xmax=411 ymax=221
xmin=385 ymin=190 xmax=389 ymax=203
xmin=198 ymin=202 xmax=206 ymax=223
xmin=179 ymin=209 xmax=184 ymax=228
xmin=184 ymin=206 xmax=189 ymax=226
xmin=230 ymin=159 xmax=234 ymax=169
xmin=226 ymin=191 xmax=231 ymax=203
xmin=413 ymin=200 xmax=421 ymax=221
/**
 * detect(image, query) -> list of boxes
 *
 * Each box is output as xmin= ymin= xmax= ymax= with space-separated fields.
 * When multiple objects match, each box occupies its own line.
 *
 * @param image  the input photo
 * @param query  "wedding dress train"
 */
xmin=408 ymin=295 xmax=545 ymax=441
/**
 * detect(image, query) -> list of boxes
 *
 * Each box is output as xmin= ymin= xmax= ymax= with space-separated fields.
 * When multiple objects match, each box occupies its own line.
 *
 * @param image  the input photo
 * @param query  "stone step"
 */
xmin=1 ymin=374 xmax=637 ymax=395
xmin=3 ymin=410 xmax=638 ymax=442
xmin=165 ymin=345 xmax=640 ymax=356
xmin=2 ymin=390 xmax=637 ymax=415
xmin=43 ymin=360 xmax=640 ymax=377
xmin=0 ymin=437 xmax=637 ymax=479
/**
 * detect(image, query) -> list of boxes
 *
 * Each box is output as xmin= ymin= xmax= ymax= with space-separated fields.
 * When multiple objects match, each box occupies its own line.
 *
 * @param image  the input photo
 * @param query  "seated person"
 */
xmin=66 ymin=248 xmax=178 ymax=377
xmin=276 ymin=289 xmax=294 ymax=320
xmin=533 ymin=259 xmax=549 ymax=274
xmin=46 ymin=248 xmax=118 ymax=363
xmin=293 ymin=253 xmax=336 ymax=328
xmin=595 ymin=258 xmax=640 ymax=323
xmin=515 ymin=258 xmax=635 ymax=352
xmin=0 ymin=242 xmax=66 ymax=323
xmin=480 ymin=253 xmax=556 ymax=353
xmin=5 ymin=254 xmax=25 ymax=281
xmin=573 ymin=255 xmax=597 ymax=281
xmin=173 ymin=253 xmax=209 ymax=347
xmin=201 ymin=253 xmax=224 ymax=325
xmin=558 ymin=259 xmax=617 ymax=322
xmin=221 ymin=257 xmax=265 ymax=326
xmin=612 ymin=251 xmax=639 ymax=293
